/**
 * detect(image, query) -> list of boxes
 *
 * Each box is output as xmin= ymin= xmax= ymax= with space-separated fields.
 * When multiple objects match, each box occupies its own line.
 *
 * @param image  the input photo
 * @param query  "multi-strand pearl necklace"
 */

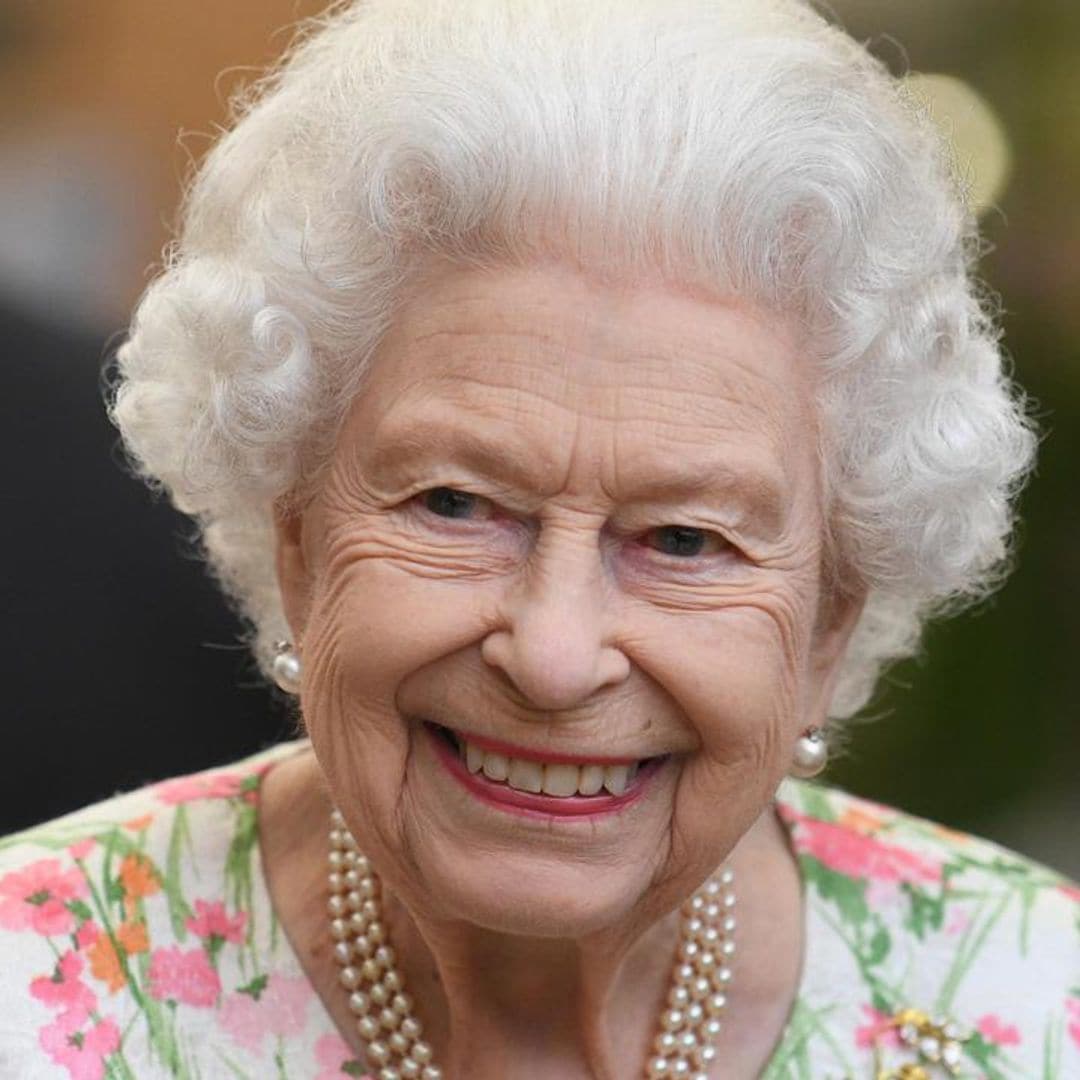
xmin=327 ymin=809 xmax=737 ymax=1079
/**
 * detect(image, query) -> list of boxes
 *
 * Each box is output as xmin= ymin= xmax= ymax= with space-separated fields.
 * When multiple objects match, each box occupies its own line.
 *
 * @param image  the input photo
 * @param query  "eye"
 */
xmin=644 ymin=525 xmax=730 ymax=558
xmin=418 ymin=486 xmax=494 ymax=521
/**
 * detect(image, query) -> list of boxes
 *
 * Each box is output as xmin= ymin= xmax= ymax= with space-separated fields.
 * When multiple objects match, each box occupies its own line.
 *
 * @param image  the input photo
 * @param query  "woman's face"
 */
xmin=277 ymin=258 xmax=859 ymax=939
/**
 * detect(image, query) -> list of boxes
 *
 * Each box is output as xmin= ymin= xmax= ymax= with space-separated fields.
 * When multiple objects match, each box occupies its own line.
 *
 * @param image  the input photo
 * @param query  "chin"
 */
xmin=405 ymin=836 xmax=652 ymax=939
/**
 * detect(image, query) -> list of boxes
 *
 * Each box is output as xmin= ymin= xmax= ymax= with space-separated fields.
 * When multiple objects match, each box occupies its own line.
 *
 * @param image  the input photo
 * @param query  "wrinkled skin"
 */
xmin=261 ymin=257 xmax=864 ymax=1078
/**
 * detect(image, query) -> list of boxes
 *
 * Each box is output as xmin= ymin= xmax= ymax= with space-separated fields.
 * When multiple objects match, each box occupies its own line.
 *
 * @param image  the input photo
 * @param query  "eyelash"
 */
xmin=414 ymin=486 xmax=734 ymax=560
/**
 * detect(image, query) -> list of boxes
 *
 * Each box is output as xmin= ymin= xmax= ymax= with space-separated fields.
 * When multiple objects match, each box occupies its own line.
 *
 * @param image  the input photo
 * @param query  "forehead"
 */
xmin=348 ymin=260 xmax=818 ymax=502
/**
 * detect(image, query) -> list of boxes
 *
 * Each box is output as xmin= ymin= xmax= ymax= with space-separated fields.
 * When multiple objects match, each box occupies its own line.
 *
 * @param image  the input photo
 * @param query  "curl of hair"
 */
xmin=110 ymin=0 xmax=1037 ymax=725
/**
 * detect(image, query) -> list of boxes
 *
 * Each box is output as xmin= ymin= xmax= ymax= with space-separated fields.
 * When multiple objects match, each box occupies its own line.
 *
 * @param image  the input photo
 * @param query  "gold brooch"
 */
xmin=874 ymin=1007 xmax=973 ymax=1079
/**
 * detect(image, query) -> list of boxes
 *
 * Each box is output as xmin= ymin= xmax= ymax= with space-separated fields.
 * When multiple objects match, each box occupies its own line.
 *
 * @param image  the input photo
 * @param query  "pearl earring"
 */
xmin=271 ymin=640 xmax=302 ymax=694
xmin=790 ymin=726 xmax=828 ymax=778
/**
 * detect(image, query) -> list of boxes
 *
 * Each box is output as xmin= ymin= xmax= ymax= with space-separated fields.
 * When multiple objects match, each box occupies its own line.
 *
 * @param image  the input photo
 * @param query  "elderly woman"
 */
xmin=2 ymin=0 xmax=1077 ymax=1077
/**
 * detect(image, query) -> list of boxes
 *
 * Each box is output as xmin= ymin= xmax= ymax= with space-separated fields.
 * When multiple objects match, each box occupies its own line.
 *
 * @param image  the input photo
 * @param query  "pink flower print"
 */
xmin=779 ymin=808 xmax=942 ymax=884
xmin=153 ymin=762 xmax=273 ymax=806
xmin=30 ymin=950 xmax=96 ymax=1012
xmin=185 ymin=899 xmax=247 ymax=945
xmin=75 ymin=920 xmax=101 ymax=950
xmin=314 ymin=1032 xmax=372 ymax=1079
xmin=977 ymin=1014 xmax=1021 ymax=1047
xmin=0 ymin=857 xmax=89 ymax=936
xmin=148 ymin=946 xmax=221 ymax=1007
xmin=39 ymin=1006 xmax=120 ymax=1080
xmin=218 ymin=974 xmax=313 ymax=1054
xmin=855 ymin=1005 xmax=901 ymax=1050
xmin=1059 ymin=883 xmax=1080 ymax=905
xmin=153 ymin=771 xmax=246 ymax=805
xmin=67 ymin=838 xmax=97 ymax=861
xmin=1065 ymin=997 xmax=1080 ymax=1051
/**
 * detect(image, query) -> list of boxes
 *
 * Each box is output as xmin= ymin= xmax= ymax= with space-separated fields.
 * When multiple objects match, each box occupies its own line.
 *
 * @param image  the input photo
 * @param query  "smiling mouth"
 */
xmin=425 ymin=721 xmax=668 ymax=799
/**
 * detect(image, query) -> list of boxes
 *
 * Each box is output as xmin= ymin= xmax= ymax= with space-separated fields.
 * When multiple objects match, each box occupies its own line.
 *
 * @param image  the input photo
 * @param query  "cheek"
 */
xmin=299 ymin=527 xmax=502 ymax=739
xmin=633 ymin=584 xmax=813 ymax=788
xmin=298 ymin=539 xmax=504 ymax=869
xmin=635 ymin=588 xmax=812 ymax=750
xmin=308 ymin=511 xmax=505 ymax=667
xmin=636 ymin=595 xmax=814 ymax=879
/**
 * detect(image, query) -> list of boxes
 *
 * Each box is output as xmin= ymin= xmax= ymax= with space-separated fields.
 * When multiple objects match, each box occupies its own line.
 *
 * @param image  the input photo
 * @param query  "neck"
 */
xmin=258 ymin=747 xmax=803 ymax=1080
xmin=382 ymin=886 xmax=684 ymax=1079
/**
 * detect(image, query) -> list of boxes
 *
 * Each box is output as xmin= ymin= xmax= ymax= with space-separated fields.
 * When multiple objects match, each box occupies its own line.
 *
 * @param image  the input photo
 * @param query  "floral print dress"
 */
xmin=0 ymin=740 xmax=1076 ymax=1080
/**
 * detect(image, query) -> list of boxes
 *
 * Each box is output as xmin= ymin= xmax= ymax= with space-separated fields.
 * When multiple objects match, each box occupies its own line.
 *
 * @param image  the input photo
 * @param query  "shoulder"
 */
xmin=0 ymin=740 xmax=328 ymax=1079
xmin=776 ymin=778 xmax=1079 ymax=898
xmin=770 ymin=779 xmax=1080 ymax=1079
xmin=0 ymin=740 xmax=298 ymax=883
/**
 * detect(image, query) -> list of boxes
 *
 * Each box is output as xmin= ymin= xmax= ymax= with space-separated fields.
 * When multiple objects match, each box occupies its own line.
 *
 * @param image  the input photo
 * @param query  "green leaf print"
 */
xmin=236 ymin=973 xmax=269 ymax=1000
xmin=224 ymin=799 xmax=262 ymax=977
xmin=77 ymin=838 xmax=185 ymax=1075
xmin=225 ymin=802 xmax=259 ymax=917
xmin=901 ymin=881 xmax=946 ymax=940
xmin=865 ymin=925 xmax=890 ymax=965
xmin=869 ymin=988 xmax=891 ymax=1015
xmin=1042 ymin=1016 xmax=1063 ymax=1080
xmin=962 ymin=1032 xmax=1009 ymax=1080
xmin=67 ymin=897 xmax=94 ymax=922
xmin=796 ymin=785 xmax=837 ymax=824
xmin=165 ymin=805 xmax=195 ymax=940
xmin=760 ymin=998 xmax=853 ymax=1080
xmin=803 ymin=858 xmax=869 ymax=927
xmin=935 ymin=889 xmax=1012 ymax=1015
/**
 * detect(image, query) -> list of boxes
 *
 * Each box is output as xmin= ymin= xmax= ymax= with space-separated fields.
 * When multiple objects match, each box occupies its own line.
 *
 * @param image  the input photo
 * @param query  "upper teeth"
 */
xmin=460 ymin=737 xmax=641 ymax=797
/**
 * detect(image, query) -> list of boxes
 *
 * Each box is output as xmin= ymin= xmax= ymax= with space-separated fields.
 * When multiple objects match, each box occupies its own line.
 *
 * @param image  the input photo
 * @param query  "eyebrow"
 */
xmin=366 ymin=420 xmax=788 ymax=534
xmin=367 ymin=420 xmax=554 ymax=492
xmin=618 ymin=464 xmax=788 ymax=534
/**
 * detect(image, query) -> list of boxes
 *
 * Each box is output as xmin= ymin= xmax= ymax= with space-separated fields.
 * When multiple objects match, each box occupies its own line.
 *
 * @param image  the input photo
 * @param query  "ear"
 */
xmin=805 ymin=583 xmax=867 ymax=726
xmin=273 ymin=498 xmax=315 ymax=645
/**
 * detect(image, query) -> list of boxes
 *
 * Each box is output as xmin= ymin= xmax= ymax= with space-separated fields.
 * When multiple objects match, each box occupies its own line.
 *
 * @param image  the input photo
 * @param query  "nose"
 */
xmin=480 ymin=535 xmax=630 ymax=712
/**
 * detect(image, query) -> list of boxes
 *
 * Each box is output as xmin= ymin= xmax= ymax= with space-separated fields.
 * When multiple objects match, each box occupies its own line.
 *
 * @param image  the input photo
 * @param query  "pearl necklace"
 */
xmin=327 ymin=809 xmax=736 ymax=1079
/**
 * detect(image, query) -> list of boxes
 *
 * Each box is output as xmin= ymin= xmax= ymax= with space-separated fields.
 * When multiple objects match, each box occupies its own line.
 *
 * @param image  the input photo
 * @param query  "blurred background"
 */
xmin=0 ymin=1 xmax=1076 ymax=877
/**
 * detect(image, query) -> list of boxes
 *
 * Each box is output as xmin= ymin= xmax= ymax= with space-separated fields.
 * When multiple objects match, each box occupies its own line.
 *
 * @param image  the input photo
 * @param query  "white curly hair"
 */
xmin=109 ymin=0 xmax=1037 ymax=725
